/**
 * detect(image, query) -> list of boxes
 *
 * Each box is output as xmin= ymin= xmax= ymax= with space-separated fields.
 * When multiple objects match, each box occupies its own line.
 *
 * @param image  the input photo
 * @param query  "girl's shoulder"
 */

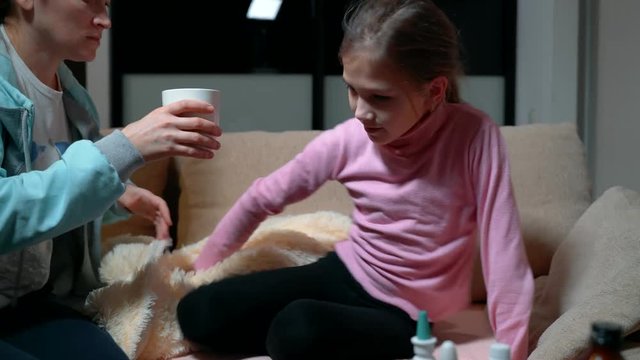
xmin=315 ymin=118 xmax=378 ymax=159
xmin=321 ymin=117 xmax=369 ymax=141
xmin=305 ymin=117 xmax=368 ymax=151
xmin=331 ymin=117 xmax=364 ymax=132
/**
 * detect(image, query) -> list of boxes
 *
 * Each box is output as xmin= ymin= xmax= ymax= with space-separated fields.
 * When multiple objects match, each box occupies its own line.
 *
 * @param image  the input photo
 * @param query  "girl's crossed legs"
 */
xmin=177 ymin=252 xmax=416 ymax=360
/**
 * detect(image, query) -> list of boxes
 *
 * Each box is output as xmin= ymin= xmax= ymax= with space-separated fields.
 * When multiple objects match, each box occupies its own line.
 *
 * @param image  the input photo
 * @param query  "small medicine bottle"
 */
xmin=577 ymin=321 xmax=625 ymax=360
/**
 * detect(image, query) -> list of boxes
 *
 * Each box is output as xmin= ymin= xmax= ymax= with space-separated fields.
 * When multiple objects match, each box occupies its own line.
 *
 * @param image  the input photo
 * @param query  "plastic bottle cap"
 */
xmin=439 ymin=340 xmax=458 ymax=360
xmin=489 ymin=342 xmax=511 ymax=360
xmin=416 ymin=310 xmax=431 ymax=340
xmin=591 ymin=321 xmax=623 ymax=349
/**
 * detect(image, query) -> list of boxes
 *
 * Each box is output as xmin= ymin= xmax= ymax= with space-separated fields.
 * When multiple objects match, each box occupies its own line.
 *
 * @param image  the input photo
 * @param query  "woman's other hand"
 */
xmin=118 ymin=184 xmax=173 ymax=240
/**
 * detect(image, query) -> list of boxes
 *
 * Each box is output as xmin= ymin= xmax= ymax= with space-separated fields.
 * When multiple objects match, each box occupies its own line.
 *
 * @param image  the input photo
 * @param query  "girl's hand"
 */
xmin=118 ymin=184 xmax=173 ymax=240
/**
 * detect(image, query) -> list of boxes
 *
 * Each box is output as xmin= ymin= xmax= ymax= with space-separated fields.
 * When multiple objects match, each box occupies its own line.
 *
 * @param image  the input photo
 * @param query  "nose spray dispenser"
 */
xmin=412 ymin=310 xmax=437 ymax=360
xmin=410 ymin=309 xmax=508 ymax=360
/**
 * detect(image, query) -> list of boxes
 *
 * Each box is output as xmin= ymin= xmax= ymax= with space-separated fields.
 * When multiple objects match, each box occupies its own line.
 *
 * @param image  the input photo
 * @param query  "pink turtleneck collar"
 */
xmin=381 ymin=103 xmax=449 ymax=158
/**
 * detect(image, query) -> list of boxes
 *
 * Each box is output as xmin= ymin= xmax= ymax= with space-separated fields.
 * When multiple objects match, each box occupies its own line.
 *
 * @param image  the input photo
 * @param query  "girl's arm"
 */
xmin=194 ymin=126 xmax=348 ymax=270
xmin=470 ymin=122 xmax=534 ymax=360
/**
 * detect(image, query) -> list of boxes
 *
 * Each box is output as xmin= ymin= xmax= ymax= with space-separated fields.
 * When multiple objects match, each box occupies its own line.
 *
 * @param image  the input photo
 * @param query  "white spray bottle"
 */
xmin=488 ymin=342 xmax=511 ymax=360
xmin=411 ymin=310 xmax=437 ymax=360
xmin=438 ymin=340 xmax=458 ymax=360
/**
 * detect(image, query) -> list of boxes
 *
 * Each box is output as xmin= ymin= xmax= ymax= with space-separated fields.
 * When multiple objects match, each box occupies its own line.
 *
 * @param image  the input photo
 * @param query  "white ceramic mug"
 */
xmin=161 ymin=88 xmax=221 ymax=124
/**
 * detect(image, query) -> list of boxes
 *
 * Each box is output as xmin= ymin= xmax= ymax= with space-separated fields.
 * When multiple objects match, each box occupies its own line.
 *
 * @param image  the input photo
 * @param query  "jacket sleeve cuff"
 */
xmin=95 ymin=129 xmax=144 ymax=182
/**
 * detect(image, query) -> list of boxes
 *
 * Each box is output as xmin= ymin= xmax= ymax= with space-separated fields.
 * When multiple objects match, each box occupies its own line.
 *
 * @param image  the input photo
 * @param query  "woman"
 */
xmin=0 ymin=0 xmax=221 ymax=358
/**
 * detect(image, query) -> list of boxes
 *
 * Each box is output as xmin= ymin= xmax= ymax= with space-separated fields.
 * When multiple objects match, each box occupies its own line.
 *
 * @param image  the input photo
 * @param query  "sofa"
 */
xmin=100 ymin=122 xmax=640 ymax=360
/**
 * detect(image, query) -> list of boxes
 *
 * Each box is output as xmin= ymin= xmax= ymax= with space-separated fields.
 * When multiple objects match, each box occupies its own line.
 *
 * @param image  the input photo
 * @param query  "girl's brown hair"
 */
xmin=340 ymin=0 xmax=463 ymax=103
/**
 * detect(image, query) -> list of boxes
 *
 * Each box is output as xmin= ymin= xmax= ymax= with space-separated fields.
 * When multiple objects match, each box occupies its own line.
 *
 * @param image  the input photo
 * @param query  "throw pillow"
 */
xmin=528 ymin=186 xmax=640 ymax=359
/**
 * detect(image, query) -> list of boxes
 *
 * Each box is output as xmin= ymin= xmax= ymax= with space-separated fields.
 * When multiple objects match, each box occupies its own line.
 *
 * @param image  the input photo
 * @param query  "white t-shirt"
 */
xmin=0 ymin=25 xmax=70 ymax=304
xmin=1 ymin=27 xmax=70 ymax=170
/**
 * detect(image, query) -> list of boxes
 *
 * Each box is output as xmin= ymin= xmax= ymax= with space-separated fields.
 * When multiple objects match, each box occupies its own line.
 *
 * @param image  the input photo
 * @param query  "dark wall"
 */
xmin=112 ymin=0 xmax=315 ymax=74
xmin=110 ymin=0 xmax=515 ymax=126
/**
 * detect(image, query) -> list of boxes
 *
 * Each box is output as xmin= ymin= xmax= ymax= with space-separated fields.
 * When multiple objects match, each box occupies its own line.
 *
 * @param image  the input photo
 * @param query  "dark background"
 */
xmin=107 ymin=0 xmax=515 ymax=127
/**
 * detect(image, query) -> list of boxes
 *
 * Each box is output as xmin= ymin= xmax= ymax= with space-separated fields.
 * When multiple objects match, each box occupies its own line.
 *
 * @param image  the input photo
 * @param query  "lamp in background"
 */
xmin=246 ymin=0 xmax=283 ymax=72
xmin=246 ymin=0 xmax=283 ymax=21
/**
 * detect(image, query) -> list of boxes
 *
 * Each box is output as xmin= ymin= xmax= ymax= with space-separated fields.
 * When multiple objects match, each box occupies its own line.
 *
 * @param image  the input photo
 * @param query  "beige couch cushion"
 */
xmin=501 ymin=122 xmax=592 ymax=277
xmin=528 ymin=186 xmax=640 ymax=359
xmin=175 ymin=131 xmax=353 ymax=246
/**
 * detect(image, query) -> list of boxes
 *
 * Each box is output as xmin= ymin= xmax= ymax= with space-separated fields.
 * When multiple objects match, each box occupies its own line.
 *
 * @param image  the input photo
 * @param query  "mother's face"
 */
xmin=28 ymin=0 xmax=111 ymax=62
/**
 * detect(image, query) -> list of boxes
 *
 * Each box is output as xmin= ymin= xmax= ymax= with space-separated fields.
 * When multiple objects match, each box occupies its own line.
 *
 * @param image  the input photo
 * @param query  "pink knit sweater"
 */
xmin=195 ymin=102 xmax=534 ymax=360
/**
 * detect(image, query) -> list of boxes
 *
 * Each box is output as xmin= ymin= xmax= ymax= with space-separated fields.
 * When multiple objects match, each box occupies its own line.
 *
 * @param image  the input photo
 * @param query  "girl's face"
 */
xmin=29 ymin=0 xmax=111 ymax=62
xmin=342 ymin=50 xmax=437 ymax=145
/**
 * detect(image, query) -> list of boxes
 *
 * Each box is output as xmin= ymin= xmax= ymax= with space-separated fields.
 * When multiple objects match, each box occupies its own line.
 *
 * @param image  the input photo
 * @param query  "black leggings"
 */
xmin=177 ymin=252 xmax=416 ymax=360
xmin=0 ymin=292 xmax=128 ymax=360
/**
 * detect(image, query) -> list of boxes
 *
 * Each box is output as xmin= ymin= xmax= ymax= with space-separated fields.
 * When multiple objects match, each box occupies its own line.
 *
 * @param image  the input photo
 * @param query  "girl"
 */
xmin=179 ymin=1 xmax=533 ymax=359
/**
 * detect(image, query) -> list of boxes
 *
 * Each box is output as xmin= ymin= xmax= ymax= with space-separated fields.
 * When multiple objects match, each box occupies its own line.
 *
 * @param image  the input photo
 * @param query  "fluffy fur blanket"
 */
xmin=85 ymin=211 xmax=352 ymax=360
